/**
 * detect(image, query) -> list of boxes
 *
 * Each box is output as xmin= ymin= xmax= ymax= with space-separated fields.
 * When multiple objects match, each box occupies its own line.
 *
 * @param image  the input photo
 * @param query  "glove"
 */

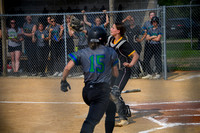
xmin=70 ymin=16 xmax=83 ymax=32
xmin=60 ymin=80 xmax=71 ymax=92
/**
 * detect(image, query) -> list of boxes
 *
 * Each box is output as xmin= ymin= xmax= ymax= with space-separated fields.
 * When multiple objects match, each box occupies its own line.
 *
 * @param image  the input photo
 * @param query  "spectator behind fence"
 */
xmin=32 ymin=23 xmax=51 ymax=77
xmin=45 ymin=16 xmax=52 ymax=32
xmin=48 ymin=17 xmax=63 ymax=77
xmin=142 ymin=16 xmax=162 ymax=80
xmin=75 ymin=27 xmax=89 ymax=50
xmin=7 ymin=19 xmax=24 ymax=76
xmin=81 ymin=10 xmax=109 ymax=29
xmin=59 ymin=15 xmax=75 ymax=57
xmin=57 ymin=15 xmax=76 ymax=77
xmin=22 ymin=16 xmax=37 ymax=76
xmin=139 ymin=11 xmax=156 ymax=78
xmin=66 ymin=15 xmax=89 ymax=50
xmin=122 ymin=15 xmax=142 ymax=78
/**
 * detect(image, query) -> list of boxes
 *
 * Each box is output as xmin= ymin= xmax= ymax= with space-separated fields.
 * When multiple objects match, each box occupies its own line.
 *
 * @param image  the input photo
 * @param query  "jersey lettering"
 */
xmin=89 ymin=55 xmax=105 ymax=73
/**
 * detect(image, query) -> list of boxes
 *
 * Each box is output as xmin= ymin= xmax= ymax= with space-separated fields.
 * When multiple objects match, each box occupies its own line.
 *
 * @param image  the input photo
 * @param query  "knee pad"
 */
xmin=110 ymin=85 xmax=120 ymax=102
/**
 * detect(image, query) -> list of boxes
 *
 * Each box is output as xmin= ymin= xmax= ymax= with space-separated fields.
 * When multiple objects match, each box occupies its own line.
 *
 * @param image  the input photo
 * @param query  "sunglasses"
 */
xmin=51 ymin=20 xmax=55 ymax=23
xmin=10 ymin=22 xmax=16 ymax=24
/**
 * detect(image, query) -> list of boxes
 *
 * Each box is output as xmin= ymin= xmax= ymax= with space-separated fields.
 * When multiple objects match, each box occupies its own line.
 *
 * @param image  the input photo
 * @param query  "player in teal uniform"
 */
xmin=143 ymin=16 xmax=162 ymax=79
xmin=60 ymin=27 xmax=119 ymax=133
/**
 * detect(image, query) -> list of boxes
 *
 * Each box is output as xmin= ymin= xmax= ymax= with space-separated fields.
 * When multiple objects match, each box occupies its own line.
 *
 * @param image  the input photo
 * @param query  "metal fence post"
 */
xmin=190 ymin=3 xmax=193 ymax=49
xmin=162 ymin=6 xmax=167 ymax=80
xmin=63 ymin=14 xmax=67 ymax=65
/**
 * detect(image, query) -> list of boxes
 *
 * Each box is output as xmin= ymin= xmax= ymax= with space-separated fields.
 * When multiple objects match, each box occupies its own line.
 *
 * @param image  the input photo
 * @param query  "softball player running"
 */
xmin=61 ymin=27 xmax=119 ymax=133
xmin=107 ymin=23 xmax=139 ymax=127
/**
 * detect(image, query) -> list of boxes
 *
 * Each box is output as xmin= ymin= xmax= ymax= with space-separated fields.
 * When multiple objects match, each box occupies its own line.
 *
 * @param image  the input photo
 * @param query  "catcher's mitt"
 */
xmin=70 ymin=16 xmax=83 ymax=32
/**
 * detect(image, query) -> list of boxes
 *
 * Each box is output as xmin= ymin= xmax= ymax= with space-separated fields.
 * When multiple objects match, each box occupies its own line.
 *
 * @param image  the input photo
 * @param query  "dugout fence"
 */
xmin=0 ymin=5 xmax=200 ymax=79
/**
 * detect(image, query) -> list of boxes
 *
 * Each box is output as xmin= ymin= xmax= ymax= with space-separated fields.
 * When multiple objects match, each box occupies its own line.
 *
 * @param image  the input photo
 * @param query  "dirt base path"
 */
xmin=0 ymin=71 xmax=199 ymax=133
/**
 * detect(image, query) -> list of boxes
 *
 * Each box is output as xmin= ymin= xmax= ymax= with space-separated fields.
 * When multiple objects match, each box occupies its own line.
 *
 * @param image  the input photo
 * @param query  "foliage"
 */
xmin=158 ymin=0 xmax=191 ymax=6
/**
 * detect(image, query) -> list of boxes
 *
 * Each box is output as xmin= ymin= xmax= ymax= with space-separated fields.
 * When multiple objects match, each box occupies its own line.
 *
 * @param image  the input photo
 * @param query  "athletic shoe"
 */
xmin=153 ymin=74 xmax=161 ymax=79
xmin=58 ymin=72 xmax=63 ymax=77
xmin=31 ymin=72 xmax=37 ymax=76
xmin=131 ymin=74 xmax=139 ymax=79
xmin=40 ymin=72 xmax=46 ymax=77
xmin=142 ymin=74 xmax=152 ymax=79
xmin=115 ymin=120 xmax=129 ymax=127
xmin=52 ymin=72 xmax=59 ymax=77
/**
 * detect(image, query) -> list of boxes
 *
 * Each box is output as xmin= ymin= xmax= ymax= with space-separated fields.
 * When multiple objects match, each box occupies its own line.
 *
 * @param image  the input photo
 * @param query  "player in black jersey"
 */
xmin=61 ymin=27 xmax=119 ymax=133
xmin=107 ymin=23 xmax=139 ymax=127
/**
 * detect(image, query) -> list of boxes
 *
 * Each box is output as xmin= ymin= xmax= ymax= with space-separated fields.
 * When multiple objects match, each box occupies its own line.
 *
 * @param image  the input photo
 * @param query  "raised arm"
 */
xmin=103 ymin=10 xmax=109 ymax=27
xmin=47 ymin=28 xmax=53 ymax=40
xmin=82 ymin=10 xmax=92 ymax=27
xmin=122 ymin=15 xmax=131 ymax=23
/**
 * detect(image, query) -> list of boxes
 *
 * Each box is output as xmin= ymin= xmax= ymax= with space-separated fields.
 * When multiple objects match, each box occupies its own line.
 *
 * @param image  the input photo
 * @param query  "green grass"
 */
xmin=166 ymin=42 xmax=200 ymax=59
xmin=166 ymin=41 xmax=200 ymax=71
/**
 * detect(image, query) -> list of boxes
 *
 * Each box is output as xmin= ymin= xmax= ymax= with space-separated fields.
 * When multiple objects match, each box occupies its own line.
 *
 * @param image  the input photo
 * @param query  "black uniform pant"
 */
xmin=36 ymin=45 xmax=49 ymax=73
xmin=49 ymin=40 xmax=64 ymax=72
xmin=111 ymin=67 xmax=131 ymax=120
xmin=81 ymin=82 xmax=116 ymax=133
xmin=143 ymin=42 xmax=162 ymax=74
xmin=24 ymin=39 xmax=37 ymax=73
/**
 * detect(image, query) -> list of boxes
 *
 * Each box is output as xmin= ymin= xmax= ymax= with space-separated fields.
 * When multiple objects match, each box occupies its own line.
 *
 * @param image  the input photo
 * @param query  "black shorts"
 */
xmin=8 ymin=45 xmax=22 ymax=52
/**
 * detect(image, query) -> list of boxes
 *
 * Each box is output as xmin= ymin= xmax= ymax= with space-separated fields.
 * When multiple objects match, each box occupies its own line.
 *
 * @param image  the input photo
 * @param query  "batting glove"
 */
xmin=60 ymin=80 xmax=71 ymax=92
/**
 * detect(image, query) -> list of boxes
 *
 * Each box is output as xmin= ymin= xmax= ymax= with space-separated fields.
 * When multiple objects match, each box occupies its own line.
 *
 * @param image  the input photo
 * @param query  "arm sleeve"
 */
xmin=68 ymin=51 xmax=81 ymax=65
xmin=121 ymin=42 xmax=136 ymax=57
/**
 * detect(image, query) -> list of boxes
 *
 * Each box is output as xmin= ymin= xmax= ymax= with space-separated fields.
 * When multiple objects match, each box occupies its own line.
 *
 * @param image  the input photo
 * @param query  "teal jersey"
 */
xmin=147 ymin=26 xmax=162 ymax=45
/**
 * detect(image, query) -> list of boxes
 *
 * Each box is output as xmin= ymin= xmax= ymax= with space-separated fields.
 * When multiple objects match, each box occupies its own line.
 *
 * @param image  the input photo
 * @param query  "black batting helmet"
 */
xmin=88 ymin=26 xmax=107 ymax=45
xmin=151 ymin=16 xmax=159 ymax=24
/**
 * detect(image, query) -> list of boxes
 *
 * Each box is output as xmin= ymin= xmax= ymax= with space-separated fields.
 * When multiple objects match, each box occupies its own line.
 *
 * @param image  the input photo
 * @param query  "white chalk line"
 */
xmin=0 ymin=101 xmax=85 ymax=104
xmin=139 ymin=116 xmax=200 ymax=133
xmin=128 ymin=100 xmax=200 ymax=133
xmin=131 ymin=108 xmax=200 ymax=113
xmin=0 ymin=100 xmax=200 ymax=106
xmin=137 ymin=100 xmax=200 ymax=133
xmin=1 ymin=100 xmax=199 ymax=133
xmin=153 ymin=114 xmax=200 ymax=118
xmin=173 ymin=74 xmax=200 ymax=82
xmin=127 ymin=100 xmax=200 ymax=106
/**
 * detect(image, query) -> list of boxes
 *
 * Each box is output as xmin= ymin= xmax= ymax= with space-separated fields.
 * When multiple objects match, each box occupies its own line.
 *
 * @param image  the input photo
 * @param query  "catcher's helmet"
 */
xmin=151 ymin=16 xmax=159 ymax=24
xmin=88 ymin=26 xmax=107 ymax=45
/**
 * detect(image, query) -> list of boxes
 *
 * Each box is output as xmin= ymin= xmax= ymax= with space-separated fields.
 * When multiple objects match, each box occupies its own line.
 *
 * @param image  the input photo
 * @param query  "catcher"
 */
xmin=60 ymin=27 xmax=119 ymax=133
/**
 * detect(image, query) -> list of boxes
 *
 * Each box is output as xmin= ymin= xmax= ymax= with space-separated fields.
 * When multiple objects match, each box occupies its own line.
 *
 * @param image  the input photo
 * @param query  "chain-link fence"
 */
xmin=165 ymin=5 xmax=200 ymax=72
xmin=0 ymin=5 xmax=200 ymax=79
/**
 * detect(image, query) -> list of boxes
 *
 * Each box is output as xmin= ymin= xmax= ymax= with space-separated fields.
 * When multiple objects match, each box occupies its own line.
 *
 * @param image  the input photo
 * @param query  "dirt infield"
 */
xmin=0 ymin=71 xmax=200 ymax=133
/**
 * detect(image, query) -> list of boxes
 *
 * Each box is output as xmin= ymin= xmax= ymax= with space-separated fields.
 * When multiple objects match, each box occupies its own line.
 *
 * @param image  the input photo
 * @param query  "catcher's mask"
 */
xmin=151 ymin=16 xmax=159 ymax=24
xmin=88 ymin=27 xmax=107 ymax=49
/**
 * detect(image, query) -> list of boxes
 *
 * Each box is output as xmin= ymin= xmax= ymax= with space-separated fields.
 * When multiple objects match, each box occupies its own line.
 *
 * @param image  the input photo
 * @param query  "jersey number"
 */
xmin=89 ymin=55 xmax=105 ymax=73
